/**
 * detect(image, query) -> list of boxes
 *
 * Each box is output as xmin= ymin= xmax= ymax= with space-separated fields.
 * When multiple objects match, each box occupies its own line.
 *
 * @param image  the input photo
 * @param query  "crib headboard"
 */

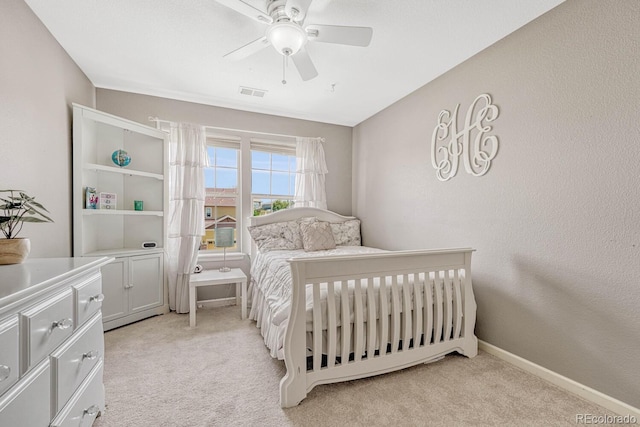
xmin=248 ymin=207 xmax=357 ymax=259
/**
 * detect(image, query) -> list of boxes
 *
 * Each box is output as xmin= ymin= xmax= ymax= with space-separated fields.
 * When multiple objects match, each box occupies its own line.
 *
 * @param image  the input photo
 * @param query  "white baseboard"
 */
xmin=478 ymin=340 xmax=640 ymax=419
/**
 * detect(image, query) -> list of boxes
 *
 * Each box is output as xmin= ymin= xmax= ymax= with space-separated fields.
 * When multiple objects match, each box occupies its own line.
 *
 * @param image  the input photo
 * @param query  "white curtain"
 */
xmin=294 ymin=137 xmax=328 ymax=209
xmin=167 ymin=123 xmax=209 ymax=313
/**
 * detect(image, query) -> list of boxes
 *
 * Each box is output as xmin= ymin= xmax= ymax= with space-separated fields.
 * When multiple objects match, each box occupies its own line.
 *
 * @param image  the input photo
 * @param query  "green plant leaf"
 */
xmin=28 ymin=200 xmax=50 ymax=212
xmin=0 ymin=190 xmax=53 ymax=238
xmin=20 ymin=217 xmax=50 ymax=223
xmin=24 ymin=206 xmax=53 ymax=222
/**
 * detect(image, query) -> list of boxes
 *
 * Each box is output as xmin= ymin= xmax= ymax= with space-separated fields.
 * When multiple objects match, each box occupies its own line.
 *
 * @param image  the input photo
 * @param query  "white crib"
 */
xmin=248 ymin=208 xmax=478 ymax=407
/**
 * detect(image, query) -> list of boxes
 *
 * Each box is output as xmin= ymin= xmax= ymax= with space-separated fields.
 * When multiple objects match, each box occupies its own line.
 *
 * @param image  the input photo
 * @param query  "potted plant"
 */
xmin=0 ymin=190 xmax=53 ymax=265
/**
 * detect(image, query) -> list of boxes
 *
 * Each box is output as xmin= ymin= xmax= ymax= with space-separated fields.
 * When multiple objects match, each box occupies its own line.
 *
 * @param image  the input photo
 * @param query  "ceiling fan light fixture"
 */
xmin=266 ymin=22 xmax=307 ymax=56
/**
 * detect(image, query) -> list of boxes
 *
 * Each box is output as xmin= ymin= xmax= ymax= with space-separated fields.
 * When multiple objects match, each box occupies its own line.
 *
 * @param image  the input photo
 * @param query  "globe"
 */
xmin=112 ymin=149 xmax=131 ymax=167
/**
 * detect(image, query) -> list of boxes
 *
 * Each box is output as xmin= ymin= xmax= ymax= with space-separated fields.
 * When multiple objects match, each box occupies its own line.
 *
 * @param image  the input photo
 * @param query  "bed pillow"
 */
xmin=248 ymin=220 xmax=303 ymax=252
xmin=297 ymin=216 xmax=318 ymax=225
xmin=300 ymin=220 xmax=336 ymax=252
xmin=330 ymin=219 xmax=362 ymax=246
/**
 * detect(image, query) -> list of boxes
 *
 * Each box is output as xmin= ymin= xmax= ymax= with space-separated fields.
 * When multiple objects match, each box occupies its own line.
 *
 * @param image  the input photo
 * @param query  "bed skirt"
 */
xmin=249 ymin=280 xmax=287 ymax=360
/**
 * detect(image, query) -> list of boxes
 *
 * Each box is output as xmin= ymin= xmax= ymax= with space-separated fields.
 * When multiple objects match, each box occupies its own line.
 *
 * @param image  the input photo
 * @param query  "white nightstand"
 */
xmin=189 ymin=268 xmax=247 ymax=327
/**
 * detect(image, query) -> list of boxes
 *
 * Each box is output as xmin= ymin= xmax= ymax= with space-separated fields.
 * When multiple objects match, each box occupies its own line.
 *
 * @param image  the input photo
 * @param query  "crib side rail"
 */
xmin=279 ymin=248 xmax=477 ymax=408
xmin=293 ymin=248 xmax=473 ymax=282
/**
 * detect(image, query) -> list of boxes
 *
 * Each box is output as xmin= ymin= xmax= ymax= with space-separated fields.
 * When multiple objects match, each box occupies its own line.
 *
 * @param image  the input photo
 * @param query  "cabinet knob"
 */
xmin=124 ymin=283 xmax=134 ymax=289
xmin=82 ymin=350 xmax=100 ymax=361
xmin=52 ymin=318 xmax=73 ymax=330
xmin=0 ymin=365 xmax=10 ymax=382
xmin=89 ymin=293 xmax=105 ymax=303
xmin=83 ymin=405 xmax=100 ymax=417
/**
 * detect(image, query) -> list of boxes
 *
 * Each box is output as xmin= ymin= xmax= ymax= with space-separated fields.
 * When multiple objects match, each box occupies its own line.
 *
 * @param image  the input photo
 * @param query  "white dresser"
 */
xmin=0 ymin=257 xmax=111 ymax=426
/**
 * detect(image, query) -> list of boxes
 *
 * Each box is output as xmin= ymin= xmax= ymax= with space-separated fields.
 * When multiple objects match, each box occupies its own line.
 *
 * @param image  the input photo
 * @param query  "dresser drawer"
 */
xmin=0 ymin=316 xmax=19 ymax=397
xmin=51 ymin=312 xmax=104 ymax=415
xmin=0 ymin=359 xmax=50 ymax=427
xmin=50 ymin=360 xmax=104 ymax=427
xmin=73 ymin=272 xmax=104 ymax=328
xmin=21 ymin=288 xmax=74 ymax=374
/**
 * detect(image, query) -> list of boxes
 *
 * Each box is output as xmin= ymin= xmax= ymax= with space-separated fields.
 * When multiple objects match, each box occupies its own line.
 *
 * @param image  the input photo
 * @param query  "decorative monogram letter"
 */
xmin=430 ymin=94 xmax=500 ymax=181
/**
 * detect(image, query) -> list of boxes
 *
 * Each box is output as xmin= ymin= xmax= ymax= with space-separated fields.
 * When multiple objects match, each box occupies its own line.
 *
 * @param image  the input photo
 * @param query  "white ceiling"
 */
xmin=25 ymin=0 xmax=564 ymax=127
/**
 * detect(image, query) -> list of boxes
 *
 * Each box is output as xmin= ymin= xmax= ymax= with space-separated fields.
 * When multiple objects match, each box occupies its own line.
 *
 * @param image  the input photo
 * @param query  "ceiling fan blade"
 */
xmin=285 ymin=0 xmax=313 ymax=22
xmin=216 ymin=0 xmax=273 ymax=24
xmin=291 ymin=48 xmax=318 ymax=81
xmin=223 ymin=36 xmax=271 ymax=61
xmin=305 ymin=24 xmax=373 ymax=47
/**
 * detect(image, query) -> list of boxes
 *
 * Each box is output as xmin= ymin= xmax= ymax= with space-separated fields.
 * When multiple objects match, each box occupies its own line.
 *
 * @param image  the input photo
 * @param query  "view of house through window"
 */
xmin=201 ymin=139 xmax=296 ymax=252
xmin=201 ymin=145 xmax=239 ymax=251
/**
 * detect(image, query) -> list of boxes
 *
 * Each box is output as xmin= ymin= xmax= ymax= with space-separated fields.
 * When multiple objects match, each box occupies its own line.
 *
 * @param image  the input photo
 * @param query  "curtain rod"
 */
xmin=148 ymin=116 xmax=324 ymax=142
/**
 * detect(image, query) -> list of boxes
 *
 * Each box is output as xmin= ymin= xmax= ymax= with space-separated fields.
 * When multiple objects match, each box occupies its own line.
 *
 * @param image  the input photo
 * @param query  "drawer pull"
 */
xmin=83 ymin=405 xmax=100 ymax=417
xmin=0 ymin=365 xmax=10 ymax=382
xmin=82 ymin=350 xmax=100 ymax=361
xmin=89 ymin=293 xmax=105 ymax=303
xmin=52 ymin=318 xmax=73 ymax=330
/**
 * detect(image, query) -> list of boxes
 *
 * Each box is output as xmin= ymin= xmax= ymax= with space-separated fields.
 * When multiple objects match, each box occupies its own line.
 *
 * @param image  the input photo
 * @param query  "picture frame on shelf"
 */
xmin=85 ymin=187 xmax=98 ymax=209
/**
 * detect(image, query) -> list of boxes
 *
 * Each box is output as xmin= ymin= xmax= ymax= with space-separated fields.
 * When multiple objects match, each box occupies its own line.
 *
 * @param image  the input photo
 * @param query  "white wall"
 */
xmin=0 ymin=0 xmax=95 ymax=257
xmin=353 ymin=0 xmax=640 ymax=408
xmin=95 ymin=89 xmax=353 ymax=216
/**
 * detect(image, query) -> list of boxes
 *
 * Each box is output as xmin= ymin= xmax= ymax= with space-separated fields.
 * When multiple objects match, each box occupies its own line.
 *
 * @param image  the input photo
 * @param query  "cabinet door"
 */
xmin=129 ymin=254 xmax=163 ymax=314
xmin=0 ymin=316 xmax=19 ymax=396
xmin=100 ymin=259 xmax=128 ymax=323
xmin=0 ymin=360 xmax=50 ymax=427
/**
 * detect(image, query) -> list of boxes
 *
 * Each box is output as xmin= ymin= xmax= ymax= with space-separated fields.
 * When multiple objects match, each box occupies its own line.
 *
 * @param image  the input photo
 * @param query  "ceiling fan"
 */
xmin=216 ymin=0 xmax=373 ymax=83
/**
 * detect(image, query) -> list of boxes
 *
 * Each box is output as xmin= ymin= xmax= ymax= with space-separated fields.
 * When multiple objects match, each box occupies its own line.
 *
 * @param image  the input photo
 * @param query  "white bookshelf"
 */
xmin=81 ymin=209 xmax=164 ymax=216
xmin=83 ymin=163 xmax=164 ymax=180
xmin=72 ymin=104 xmax=170 ymax=330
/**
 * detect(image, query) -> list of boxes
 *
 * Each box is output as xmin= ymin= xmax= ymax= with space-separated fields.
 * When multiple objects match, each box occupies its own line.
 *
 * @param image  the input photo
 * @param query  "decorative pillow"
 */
xmin=330 ymin=219 xmax=362 ymax=246
xmin=248 ymin=220 xmax=303 ymax=252
xmin=297 ymin=216 xmax=318 ymax=225
xmin=300 ymin=220 xmax=336 ymax=252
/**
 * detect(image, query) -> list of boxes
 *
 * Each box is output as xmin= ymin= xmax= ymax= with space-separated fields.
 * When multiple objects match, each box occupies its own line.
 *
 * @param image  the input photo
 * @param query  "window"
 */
xmin=200 ymin=136 xmax=296 ymax=253
xmin=251 ymin=149 xmax=296 ymax=216
xmin=201 ymin=144 xmax=239 ymax=251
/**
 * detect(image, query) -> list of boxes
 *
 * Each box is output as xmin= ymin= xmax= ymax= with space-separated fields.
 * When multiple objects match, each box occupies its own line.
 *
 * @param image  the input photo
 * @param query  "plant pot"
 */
xmin=0 ymin=238 xmax=31 ymax=265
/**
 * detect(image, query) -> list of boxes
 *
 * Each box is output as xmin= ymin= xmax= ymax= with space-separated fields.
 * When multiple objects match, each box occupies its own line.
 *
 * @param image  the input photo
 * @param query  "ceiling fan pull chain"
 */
xmin=282 ymin=54 xmax=287 ymax=85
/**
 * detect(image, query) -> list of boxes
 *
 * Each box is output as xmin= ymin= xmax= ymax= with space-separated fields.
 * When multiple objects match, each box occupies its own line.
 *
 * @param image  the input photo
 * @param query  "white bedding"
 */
xmin=249 ymin=246 xmax=386 ymax=359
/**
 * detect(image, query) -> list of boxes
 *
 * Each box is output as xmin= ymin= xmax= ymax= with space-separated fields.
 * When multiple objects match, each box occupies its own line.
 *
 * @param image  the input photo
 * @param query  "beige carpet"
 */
xmin=93 ymin=306 xmax=612 ymax=427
